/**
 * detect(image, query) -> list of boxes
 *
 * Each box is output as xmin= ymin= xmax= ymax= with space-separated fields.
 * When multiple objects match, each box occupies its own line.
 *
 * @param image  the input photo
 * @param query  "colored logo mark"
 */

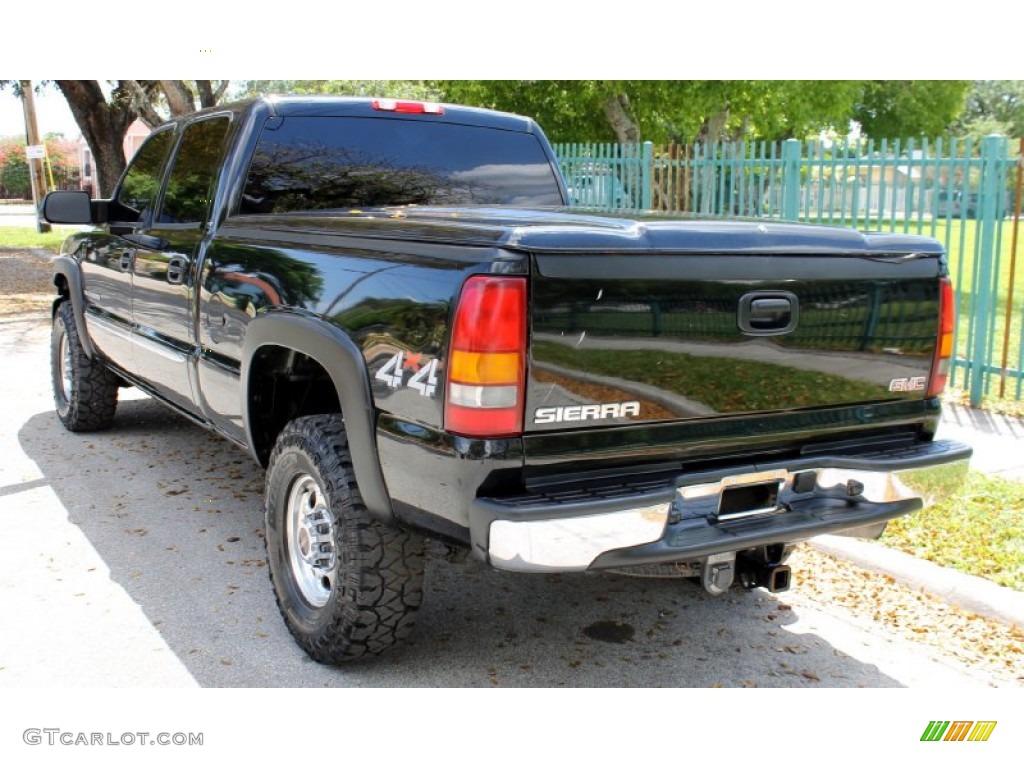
xmin=921 ymin=721 xmax=997 ymax=742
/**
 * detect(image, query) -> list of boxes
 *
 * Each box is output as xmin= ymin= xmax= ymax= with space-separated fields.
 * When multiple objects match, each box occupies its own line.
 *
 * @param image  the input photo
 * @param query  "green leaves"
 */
xmin=436 ymin=81 xmax=960 ymax=143
xmin=853 ymin=81 xmax=971 ymax=139
xmin=953 ymin=80 xmax=1024 ymax=140
xmin=238 ymin=80 xmax=992 ymax=144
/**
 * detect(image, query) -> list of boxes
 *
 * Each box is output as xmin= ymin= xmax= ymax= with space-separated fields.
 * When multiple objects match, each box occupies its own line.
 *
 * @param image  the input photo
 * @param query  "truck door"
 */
xmin=130 ymin=115 xmax=231 ymax=411
xmin=81 ymin=127 xmax=176 ymax=370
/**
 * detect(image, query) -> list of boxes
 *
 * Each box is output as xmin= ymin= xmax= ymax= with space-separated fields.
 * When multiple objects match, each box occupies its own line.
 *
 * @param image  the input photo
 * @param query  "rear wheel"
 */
xmin=264 ymin=414 xmax=425 ymax=663
xmin=51 ymin=301 xmax=119 ymax=431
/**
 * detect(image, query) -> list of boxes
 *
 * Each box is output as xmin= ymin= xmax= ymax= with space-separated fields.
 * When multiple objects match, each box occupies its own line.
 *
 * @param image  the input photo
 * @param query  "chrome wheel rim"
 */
xmin=285 ymin=473 xmax=336 ymax=608
xmin=58 ymin=328 xmax=73 ymax=403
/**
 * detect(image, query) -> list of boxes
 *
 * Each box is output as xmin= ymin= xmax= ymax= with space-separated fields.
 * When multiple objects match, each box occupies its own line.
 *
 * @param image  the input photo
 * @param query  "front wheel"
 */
xmin=51 ymin=301 xmax=119 ymax=431
xmin=264 ymin=415 xmax=425 ymax=663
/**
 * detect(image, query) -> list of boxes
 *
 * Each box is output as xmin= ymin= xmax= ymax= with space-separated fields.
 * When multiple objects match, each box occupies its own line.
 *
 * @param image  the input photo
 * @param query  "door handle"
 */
xmin=167 ymin=256 xmax=190 ymax=285
xmin=118 ymin=250 xmax=135 ymax=271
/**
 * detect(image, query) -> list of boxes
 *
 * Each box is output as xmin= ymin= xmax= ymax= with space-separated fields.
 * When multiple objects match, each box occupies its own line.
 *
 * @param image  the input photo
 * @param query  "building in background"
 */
xmin=77 ymin=119 xmax=151 ymax=196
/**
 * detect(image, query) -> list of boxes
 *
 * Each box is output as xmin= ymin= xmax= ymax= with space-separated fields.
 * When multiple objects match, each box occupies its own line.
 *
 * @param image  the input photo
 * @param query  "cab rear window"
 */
xmin=239 ymin=116 xmax=563 ymax=213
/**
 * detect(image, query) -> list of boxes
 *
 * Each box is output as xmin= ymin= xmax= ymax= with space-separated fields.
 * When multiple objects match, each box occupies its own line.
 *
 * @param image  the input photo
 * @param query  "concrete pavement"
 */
xmin=939 ymin=402 xmax=1024 ymax=482
xmin=0 ymin=317 xmax=199 ymax=686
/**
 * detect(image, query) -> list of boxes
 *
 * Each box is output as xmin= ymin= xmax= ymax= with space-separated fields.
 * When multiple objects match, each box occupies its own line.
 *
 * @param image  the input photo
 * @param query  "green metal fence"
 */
xmin=553 ymin=137 xmax=1023 ymax=407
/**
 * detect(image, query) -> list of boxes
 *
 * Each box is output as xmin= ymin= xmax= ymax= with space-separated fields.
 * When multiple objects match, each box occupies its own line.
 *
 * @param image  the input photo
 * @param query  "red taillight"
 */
xmin=445 ymin=276 xmax=527 ymax=437
xmin=372 ymin=99 xmax=444 ymax=115
xmin=927 ymin=276 xmax=955 ymax=398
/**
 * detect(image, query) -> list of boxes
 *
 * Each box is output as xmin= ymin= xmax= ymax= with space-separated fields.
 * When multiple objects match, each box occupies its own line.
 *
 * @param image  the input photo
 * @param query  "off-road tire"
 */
xmin=51 ymin=301 xmax=119 ymax=432
xmin=264 ymin=414 xmax=425 ymax=663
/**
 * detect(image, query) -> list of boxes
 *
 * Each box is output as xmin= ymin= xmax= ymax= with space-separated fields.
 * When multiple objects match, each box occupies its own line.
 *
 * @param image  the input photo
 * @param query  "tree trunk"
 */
xmin=195 ymin=81 xmax=229 ymax=109
xmin=125 ymin=80 xmax=166 ymax=128
xmin=160 ymin=80 xmax=195 ymax=116
xmin=602 ymin=93 xmax=641 ymax=143
xmin=212 ymin=80 xmax=230 ymax=105
xmin=699 ymin=107 xmax=730 ymax=146
xmin=56 ymin=80 xmax=138 ymax=197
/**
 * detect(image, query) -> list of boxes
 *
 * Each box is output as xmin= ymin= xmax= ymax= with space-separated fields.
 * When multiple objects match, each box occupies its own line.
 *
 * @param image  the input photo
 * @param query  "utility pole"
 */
xmin=20 ymin=80 xmax=51 ymax=233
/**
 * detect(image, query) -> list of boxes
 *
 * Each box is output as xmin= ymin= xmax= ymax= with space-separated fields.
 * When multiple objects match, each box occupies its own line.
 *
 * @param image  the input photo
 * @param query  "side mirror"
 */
xmin=41 ymin=190 xmax=94 ymax=224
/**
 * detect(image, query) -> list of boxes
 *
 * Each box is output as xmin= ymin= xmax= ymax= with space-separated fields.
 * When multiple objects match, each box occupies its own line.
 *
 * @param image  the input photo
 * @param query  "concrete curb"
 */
xmin=812 ymin=534 xmax=1024 ymax=629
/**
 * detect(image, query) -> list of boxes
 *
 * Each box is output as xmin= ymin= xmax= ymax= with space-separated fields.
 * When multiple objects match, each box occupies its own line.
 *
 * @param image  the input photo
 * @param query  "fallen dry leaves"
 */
xmin=790 ymin=544 xmax=1024 ymax=686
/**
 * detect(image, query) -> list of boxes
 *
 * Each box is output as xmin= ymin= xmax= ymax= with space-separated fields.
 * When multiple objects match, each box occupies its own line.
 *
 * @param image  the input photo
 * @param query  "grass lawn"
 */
xmin=945 ymin=387 xmax=1024 ymax=419
xmin=882 ymin=471 xmax=1024 ymax=591
xmin=0 ymin=226 xmax=74 ymax=251
xmin=936 ymin=220 xmax=1023 ymax=405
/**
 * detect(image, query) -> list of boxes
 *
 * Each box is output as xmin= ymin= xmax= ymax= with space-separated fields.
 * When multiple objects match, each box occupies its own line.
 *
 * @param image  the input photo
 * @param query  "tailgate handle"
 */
xmin=751 ymin=298 xmax=792 ymax=322
xmin=738 ymin=292 xmax=798 ymax=336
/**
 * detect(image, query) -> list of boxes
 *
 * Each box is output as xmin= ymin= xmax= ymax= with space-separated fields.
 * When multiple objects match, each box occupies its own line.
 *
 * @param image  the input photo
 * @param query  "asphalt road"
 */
xmin=0 ymin=314 xmax=1015 ymax=688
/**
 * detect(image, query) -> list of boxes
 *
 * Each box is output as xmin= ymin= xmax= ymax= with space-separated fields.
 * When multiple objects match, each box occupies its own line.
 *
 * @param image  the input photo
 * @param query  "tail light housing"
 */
xmin=445 ymin=276 xmax=527 ymax=437
xmin=927 ymin=276 xmax=955 ymax=398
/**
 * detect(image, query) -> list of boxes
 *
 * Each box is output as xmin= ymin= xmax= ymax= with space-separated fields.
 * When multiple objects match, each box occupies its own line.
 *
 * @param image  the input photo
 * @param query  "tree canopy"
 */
xmin=434 ymin=80 xmax=870 ymax=144
xmin=852 ymin=81 xmax=970 ymax=140
xmin=952 ymin=80 xmax=1024 ymax=140
xmin=2 ymin=80 xmax=232 ymax=195
xmin=241 ymin=80 xmax=440 ymax=101
xmin=1 ymin=79 xmax=998 ymax=198
xmin=241 ymin=80 xmax=973 ymax=144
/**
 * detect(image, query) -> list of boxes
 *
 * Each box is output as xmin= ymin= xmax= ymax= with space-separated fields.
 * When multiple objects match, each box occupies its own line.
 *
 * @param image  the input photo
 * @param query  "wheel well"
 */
xmin=53 ymin=274 xmax=69 ymax=313
xmin=248 ymin=345 xmax=341 ymax=466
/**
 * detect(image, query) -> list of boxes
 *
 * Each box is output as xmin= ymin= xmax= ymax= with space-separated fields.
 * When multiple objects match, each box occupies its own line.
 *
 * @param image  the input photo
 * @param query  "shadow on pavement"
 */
xmin=18 ymin=398 xmax=912 ymax=688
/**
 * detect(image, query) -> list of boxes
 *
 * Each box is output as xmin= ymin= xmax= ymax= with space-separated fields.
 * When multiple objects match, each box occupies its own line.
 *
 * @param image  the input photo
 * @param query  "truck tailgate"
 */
xmin=526 ymin=231 xmax=944 ymax=432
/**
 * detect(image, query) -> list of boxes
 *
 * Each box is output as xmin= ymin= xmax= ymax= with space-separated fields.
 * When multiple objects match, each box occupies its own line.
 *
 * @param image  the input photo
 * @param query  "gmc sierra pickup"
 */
xmin=41 ymin=96 xmax=971 ymax=663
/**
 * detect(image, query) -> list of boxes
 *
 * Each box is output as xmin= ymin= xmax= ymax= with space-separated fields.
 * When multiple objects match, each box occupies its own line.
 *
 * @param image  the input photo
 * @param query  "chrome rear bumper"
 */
xmin=479 ymin=439 xmax=971 ymax=572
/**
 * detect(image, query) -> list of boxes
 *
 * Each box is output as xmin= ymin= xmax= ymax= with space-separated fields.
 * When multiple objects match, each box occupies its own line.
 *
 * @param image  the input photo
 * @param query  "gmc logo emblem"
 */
xmin=888 ymin=376 xmax=927 ymax=392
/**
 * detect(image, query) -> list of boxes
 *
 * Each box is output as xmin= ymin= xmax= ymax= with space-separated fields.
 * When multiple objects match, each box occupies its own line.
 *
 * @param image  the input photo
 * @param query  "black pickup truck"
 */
xmin=42 ymin=96 xmax=971 ymax=663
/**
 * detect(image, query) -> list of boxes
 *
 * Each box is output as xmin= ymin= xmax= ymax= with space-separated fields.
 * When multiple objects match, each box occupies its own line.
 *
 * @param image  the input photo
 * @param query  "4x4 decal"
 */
xmin=375 ymin=351 xmax=439 ymax=397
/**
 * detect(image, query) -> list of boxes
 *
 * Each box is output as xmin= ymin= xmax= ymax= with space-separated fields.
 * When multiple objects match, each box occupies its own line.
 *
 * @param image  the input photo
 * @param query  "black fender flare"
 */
xmin=241 ymin=312 xmax=394 ymax=523
xmin=52 ymin=255 xmax=96 ymax=359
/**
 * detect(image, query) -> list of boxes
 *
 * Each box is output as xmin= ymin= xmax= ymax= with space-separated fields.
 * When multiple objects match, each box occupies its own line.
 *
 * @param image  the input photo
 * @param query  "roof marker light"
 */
xmin=372 ymin=99 xmax=445 ymax=115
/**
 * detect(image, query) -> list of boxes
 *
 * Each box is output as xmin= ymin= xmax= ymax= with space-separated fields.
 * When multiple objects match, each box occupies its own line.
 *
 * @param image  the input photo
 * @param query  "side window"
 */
xmin=158 ymin=117 xmax=231 ymax=225
xmin=114 ymin=129 xmax=175 ymax=223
